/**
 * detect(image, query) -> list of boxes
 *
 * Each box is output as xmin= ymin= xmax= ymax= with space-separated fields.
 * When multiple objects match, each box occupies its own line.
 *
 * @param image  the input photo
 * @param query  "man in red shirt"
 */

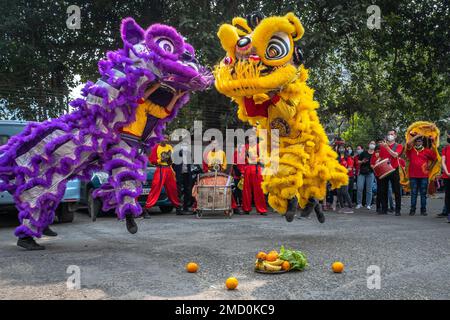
xmin=442 ymin=130 xmax=450 ymax=223
xmin=379 ymin=130 xmax=403 ymax=215
xmin=406 ymin=136 xmax=437 ymax=216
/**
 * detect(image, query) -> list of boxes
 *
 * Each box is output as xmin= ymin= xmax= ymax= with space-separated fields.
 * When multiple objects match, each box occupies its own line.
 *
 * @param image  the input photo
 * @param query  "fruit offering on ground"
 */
xmin=266 ymin=251 xmax=279 ymax=262
xmin=278 ymin=246 xmax=308 ymax=271
xmin=225 ymin=277 xmax=238 ymax=290
xmin=281 ymin=261 xmax=291 ymax=271
xmin=186 ymin=262 xmax=199 ymax=273
xmin=256 ymin=251 xmax=267 ymax=260
xmin=254 ymin=247 xmax=308 ymax=273
xmin=331 ymin=261 xmax=344 ymax=273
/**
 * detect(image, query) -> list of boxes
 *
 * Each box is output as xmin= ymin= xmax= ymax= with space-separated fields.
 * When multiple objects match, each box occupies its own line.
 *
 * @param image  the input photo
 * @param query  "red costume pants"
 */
xmin=242 ymin=165 xmax=267 ymax=213
xmin=145 ymin=166 xmax=180 ymax=208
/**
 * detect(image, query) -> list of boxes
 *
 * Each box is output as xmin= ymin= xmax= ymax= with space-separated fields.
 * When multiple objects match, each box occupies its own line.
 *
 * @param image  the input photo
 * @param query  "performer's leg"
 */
xmin=242 ymin=167 xmax=253 ymax=213
xmin=15 ymin=178 xmax=68 ymax=250
xmin=105 ymin=141 xmax=146 ymax=233
xmin=253 ymin=167 xmax=267 ymax=214
xmin=145 ymin=167 xmax=164 ymax=209
xmin=164 ymin=168 xmax=181 ymax=207
xmin=419 ymin=178 xmax=428 ymax=215
xmin=380 ymin=176 xmax=389 ymax=214
xmin=392 ymin=169 xmax=402 ymax=215
xmin=410 ymin=178 xmax=418 ymax=215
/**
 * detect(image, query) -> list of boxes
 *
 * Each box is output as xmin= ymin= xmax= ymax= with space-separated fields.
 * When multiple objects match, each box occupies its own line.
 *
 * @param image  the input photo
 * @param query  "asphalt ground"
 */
xmin=0 ymin=195 xmax=449 ymax=300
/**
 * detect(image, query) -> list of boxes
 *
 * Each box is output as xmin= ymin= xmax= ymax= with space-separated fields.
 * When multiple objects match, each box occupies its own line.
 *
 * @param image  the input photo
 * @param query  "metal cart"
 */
xmin=193 ymin=169 xmax=233 ymax=219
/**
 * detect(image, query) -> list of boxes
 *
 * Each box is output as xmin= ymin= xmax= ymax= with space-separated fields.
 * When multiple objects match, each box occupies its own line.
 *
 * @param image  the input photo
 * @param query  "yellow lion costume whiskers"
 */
xmin=214 ymin=12 xmax=348 ymax=214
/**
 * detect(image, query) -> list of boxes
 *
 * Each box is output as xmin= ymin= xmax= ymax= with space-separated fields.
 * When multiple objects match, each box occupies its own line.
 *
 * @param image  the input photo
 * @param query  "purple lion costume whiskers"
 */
xmin=0 ymin=18 xmax=213 ymax=239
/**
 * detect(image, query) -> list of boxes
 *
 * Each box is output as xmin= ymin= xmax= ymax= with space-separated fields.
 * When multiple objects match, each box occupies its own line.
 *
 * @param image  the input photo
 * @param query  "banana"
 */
xmin=266 ymin=259 xmax=284 ymax=266
xmin=255 ymin=259 xmax=265 ymax=271
xmin=263 ymin=261 xmax=282 ymax=272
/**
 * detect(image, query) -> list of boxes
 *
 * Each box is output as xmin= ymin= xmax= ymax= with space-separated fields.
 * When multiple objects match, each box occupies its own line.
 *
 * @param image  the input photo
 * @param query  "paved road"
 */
xmin=0 ymin=196 xmax=449 ymax=300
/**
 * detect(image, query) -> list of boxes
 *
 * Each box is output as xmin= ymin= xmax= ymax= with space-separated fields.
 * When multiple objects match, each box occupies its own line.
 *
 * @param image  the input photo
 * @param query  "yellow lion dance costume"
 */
xmin=214 ymin=12 xmax=348 ymax=222
xmin=401 ymin=121 xmax=442 ymax=194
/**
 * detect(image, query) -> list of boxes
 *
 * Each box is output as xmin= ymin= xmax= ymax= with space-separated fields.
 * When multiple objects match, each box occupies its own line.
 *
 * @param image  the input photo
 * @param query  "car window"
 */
xmin=0 ymin=135 xmax=10 ymax=146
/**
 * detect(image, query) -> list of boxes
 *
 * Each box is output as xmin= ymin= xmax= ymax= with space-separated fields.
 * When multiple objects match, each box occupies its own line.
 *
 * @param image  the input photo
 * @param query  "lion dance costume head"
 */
xmin=214 ymin=12 xmax=348 ymax=215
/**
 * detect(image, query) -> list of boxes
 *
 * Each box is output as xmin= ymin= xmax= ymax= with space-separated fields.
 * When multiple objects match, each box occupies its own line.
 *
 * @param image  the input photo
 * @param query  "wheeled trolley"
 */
xmin=193 ymin=170 xmax=233 ymax=218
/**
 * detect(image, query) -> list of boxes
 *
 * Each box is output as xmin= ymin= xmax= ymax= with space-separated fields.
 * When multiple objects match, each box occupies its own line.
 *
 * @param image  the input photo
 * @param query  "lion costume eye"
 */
xmin=155 ymin=36 xmax=175 ymax=53
xmin=265 ymin=32 xmax=291 ymax=61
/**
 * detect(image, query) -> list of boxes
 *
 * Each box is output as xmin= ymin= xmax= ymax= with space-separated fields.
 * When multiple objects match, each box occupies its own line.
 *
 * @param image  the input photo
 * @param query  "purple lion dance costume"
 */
xmin=0 ymin=18 xmax=213 ymax=245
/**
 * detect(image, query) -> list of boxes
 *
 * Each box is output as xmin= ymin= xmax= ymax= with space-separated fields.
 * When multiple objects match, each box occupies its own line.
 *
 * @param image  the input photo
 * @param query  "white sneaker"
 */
xmin=356 ymin=204 xmax=362 ymax=209
xmin=366 ymin=205 xmax=372 ymax=210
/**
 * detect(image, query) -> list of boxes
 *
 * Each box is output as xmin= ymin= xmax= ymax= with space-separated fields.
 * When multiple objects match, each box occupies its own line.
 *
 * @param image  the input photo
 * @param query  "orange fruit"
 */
xmin=266 ymin=251 xmax=279 ymax=262
xmin=225 ymin=277 xmax=238 ymax=290
xmin=256 ymin=252 xmax=267 ymax=260
xmin=281 ymin=261 xmax=291 ymax=271
xmin=332 ymin=261 xmax=344 ymax=273
xmin=186 ymin=262 xmax=199 ymax=273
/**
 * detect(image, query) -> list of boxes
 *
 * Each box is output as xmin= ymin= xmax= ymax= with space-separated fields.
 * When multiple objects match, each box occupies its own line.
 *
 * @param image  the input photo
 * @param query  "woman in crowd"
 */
xmin=356 ymin=141 xmax=376 ymax=210
xmin=336 ymin=145 xmax=354 ymax=213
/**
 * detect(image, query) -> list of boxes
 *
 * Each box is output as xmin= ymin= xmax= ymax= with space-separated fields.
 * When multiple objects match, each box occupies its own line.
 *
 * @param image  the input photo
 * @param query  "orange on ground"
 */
xmin=331 ymin=261 xmax=344 ymax=273
xmin=225 ymin=277 xmax=238 ymax=290
xmin=186 ymin=262 xmax=199 ymax=273
xmin=281 ymin=261 xmax=291 ymax=271
xmin=256 ymin=252 xmax=267 ymax=260
xmin=266 ymin=251 xmax=279 ymax=262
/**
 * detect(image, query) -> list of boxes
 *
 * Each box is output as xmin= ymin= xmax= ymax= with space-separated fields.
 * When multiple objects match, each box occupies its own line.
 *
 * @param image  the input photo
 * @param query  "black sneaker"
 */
xmin=176 ymin=207 xmax=183 ymax=215
xmin=233 ymin=208 xmax=241 ymax=215
xmin=300 ymin=199 xmax=317 ymax=218
xmin=17 ymin=237 xmax=45 ymax=251
xmin=141 ymin=210 xmax=151 ymax=219
xmin=244 ymin=211 xmax=250 ymax=215
xmin=284 ymin=198 xmax=298 ymax=223
xmin=43 ymin=226 xmax=58 ymax=237
xmin=409 ymin=209 xmax=416 ymax=216
xmin=436 ymin=213 xmax=448 ymax=218
xmin=395 ymin=212 xmax=401 ymax=216
xmin=259 ymin=212 xmax=268 ymax=216
xmin=125 ymin=214 xmax=138 ymax=234
xmin=314 ymin=203 xmax=326 ymax=224
xmin=420 ymin=210 xmax=427 ymax=216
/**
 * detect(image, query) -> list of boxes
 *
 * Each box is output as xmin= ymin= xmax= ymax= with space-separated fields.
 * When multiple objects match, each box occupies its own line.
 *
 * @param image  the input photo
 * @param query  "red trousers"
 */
xmin=145 ymin=166 xmax=180 ymax=208
xmin=242 ymin=165 xmax=267 ymax=213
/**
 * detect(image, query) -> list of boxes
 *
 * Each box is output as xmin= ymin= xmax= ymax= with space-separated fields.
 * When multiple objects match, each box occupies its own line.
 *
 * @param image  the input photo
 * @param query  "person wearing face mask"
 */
xmin=441 ymin=130 xmax=450 ymax=223
xmin=379 ymin=130 xmax=404 ymax=216
xmin=406 ymin=135 xmax=437 ymax=216
xmin=336 ymin=146 xmax=354 ymax=213
xmin=346 ymin=145 xmax=355 ymax=202
xmin=356 ymin=141 xmax=376 ymax=210
xmin=354 ymin=145 xmax=364 ymax=177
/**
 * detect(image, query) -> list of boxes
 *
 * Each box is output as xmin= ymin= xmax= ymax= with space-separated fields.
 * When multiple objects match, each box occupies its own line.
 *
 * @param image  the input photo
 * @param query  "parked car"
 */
xmin=0 ymin=120 xmax=80 ymax=223
xmin=81 ymin=163 xmax=203 ymax=219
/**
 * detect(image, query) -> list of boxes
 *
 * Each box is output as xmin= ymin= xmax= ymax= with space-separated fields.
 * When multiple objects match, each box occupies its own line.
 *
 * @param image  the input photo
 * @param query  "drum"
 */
xmin=373 ymin=159 xmax=395 ymax=179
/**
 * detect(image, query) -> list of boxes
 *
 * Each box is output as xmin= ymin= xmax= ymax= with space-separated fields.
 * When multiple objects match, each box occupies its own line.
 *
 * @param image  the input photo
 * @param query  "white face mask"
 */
xmin=387 ymin=135 xmax=395 ymax=142
xmin=369 ymin=144 xmax=376 ymax=150
xmin=357 ymin=149 xmax=363 ymax=155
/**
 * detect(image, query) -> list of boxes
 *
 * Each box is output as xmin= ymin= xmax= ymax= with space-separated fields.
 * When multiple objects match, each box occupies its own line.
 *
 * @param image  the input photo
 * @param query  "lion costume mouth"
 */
xmin=214 ymin=60 xmax=298 ymax=97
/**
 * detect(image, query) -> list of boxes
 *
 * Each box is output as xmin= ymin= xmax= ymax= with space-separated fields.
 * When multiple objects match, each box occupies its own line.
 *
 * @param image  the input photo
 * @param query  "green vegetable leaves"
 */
xmin=279 ymin=245 xmax=308 ymax=271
